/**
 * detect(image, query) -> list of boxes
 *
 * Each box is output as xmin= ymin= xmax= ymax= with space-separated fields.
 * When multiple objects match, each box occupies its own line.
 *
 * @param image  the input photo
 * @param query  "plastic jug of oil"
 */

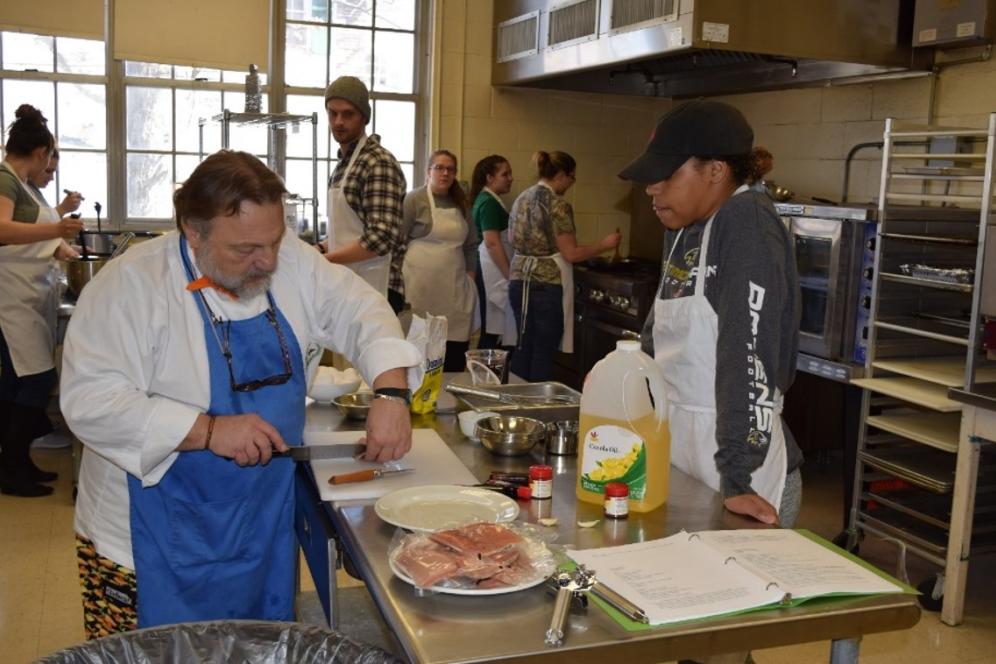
xmin=576 ymin=339 xmax=669 ymax=513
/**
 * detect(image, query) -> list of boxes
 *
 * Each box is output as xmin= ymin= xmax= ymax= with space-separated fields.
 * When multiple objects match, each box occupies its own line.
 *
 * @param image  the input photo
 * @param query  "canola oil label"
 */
xmin=411 ymin=357 xmax=444 ymax=414
xmin=579 ymin=425 xmax=647 ymax=500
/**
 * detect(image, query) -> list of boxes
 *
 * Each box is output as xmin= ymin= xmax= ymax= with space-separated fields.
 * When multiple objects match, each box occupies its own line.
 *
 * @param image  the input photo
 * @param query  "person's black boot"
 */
xmin=0 ymin=405 xmax=56 ymax=496
xmin=0 ymin=469 xmax=54 ymax=497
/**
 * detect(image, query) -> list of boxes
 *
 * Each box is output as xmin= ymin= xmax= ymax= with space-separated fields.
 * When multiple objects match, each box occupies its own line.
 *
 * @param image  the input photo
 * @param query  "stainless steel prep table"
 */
xmin=298 ymin=402 xmax=920 ymax=663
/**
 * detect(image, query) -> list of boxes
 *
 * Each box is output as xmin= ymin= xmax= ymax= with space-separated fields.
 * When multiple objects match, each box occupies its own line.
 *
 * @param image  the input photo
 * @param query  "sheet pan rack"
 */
xmin=845 ymin=114 xmax=996 ymax=625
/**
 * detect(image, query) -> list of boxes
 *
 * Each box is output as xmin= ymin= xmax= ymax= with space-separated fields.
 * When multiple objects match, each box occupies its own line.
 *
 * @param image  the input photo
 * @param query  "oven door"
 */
xmin=790 ymin=217 xmax=850 ymax=360
xmin=579 ymin=311 xmax=641 ymax=380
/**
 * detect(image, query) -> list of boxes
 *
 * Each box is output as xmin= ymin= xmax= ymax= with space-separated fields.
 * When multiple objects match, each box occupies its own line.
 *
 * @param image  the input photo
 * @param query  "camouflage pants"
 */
xmin=76 ymin=535 xmax=138 ymax=640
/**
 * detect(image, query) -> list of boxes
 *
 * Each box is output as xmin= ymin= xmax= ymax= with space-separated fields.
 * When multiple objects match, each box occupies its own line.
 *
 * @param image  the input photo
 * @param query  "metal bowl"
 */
xmin=332 ymin=392 xmax=374 ymax=421
xmin=475 ymin=415 xmax=547 ymax=457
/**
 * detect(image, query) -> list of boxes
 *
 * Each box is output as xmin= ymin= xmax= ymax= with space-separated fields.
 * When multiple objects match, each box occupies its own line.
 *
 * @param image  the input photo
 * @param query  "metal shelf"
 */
xmin=889 ymin=152 xmax=987 ymax=160
xmin=198 ymin=110 xmax=321 ymax=247
xmin=879 ymin=272 xmax=973 ymax=292
xmin=853 ymin=377 xmax=962 ymax=412
xmin=207 ymin=111 xmax=313 ymax=128
xmin=865 ymin=412 xmax=961 ymax=453
xmin=859 ymin=513 xmax=948 ymax=561
xmin=871 ymin=356 xmax=996 ymax=388
xmin=885 ymin=192 xmax=986 ymax=206
xmin=849 ymin=114 xmax=996 ymax=624
xmin=880 ymin=232 xmax=978 ymax=246
xmin=860 ymin=445 xmax=956 ymax=493
xmin=873 ymin=320 xmax=970 ymax=346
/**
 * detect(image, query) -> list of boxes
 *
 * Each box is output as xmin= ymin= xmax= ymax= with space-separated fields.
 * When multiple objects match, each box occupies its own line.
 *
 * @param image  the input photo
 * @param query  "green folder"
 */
xmin=566 ymin=529 xmax=918 ymax=633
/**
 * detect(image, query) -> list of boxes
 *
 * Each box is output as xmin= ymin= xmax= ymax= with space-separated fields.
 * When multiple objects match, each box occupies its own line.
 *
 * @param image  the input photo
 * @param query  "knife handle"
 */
xmin=329 ymin=469 xmax=378 ymax=485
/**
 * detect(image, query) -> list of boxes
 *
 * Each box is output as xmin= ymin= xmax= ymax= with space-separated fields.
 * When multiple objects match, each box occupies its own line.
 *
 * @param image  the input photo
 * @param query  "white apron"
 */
xmin=517 ymin=253 xmax=574 ymax=353
xmin=403 ymin=190 xmax=478 ymax=342
xmin=0 ymin=161 xmax=63 ymax=376
xmin=477 ymin=188 xmax=517 ymax=345
xmin=328 ymin=134 xmax=390 ymax=295
xmin=651 ymin=194 xmax=787 ymax=510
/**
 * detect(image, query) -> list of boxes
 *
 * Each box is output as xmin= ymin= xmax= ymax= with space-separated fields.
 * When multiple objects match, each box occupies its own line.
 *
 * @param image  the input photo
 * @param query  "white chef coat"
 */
xmin=61 ymin=229 xmax=423 ymax=569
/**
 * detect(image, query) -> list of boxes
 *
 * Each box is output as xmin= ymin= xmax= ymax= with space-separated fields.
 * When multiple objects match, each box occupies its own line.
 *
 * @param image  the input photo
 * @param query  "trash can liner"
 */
xmin=36 ymin=620 xmax=403 ymax=664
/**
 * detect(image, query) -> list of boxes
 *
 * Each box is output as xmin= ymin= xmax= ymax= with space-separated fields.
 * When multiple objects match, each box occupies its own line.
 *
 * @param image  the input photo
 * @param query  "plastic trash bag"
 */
xmin=36 ymin=620 xmax=402 ymax=664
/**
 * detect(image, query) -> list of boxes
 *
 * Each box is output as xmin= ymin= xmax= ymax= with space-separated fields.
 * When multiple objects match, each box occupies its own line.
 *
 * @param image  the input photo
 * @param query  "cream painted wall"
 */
xmin=435 ymin=0 xmax=996 ymax=246
xmin=714 ymin=51 xmax=996 ymax=204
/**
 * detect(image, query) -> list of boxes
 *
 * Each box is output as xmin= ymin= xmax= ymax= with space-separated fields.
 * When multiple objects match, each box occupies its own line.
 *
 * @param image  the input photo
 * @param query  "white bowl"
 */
xmin=458 ymin=410 xmax=500 ymax=440
xmin=308 ymin=366 xmax=362 ymax=402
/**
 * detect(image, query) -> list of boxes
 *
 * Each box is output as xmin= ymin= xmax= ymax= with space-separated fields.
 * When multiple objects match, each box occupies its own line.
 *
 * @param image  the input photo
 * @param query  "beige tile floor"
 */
xmin=2 ymin=444 xmax=995 ymax=663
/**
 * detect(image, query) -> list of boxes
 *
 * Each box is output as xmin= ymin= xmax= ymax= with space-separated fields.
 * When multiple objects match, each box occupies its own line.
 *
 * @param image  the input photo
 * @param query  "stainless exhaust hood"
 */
xmin=492 ymin=0 xmax=931 ymax=98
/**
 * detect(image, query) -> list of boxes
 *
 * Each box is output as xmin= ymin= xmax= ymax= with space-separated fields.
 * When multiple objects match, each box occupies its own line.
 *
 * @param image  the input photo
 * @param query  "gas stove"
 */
xmin=575 ymin=259 xmax=661 ymax=324
xmin=553 ymin=258 xmax=661 ymax=389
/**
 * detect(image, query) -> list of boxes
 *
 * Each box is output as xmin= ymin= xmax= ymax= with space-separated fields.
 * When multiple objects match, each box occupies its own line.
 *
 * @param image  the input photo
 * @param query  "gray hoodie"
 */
xmin=640 ymin=190 xmax=803 ymax=499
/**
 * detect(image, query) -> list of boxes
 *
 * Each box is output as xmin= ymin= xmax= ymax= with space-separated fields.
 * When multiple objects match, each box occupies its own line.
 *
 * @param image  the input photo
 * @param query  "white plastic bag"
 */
xmin=408 ymin=314 xmax=447 ymax=414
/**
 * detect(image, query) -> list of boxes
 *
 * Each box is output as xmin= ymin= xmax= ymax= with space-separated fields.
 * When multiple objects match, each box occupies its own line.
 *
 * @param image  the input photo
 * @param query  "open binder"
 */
xmin=568 ymin=529 xmax=914 ymax=628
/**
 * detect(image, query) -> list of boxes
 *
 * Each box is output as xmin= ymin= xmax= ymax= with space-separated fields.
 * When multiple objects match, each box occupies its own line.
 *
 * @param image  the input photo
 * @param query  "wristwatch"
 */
xmin=373 ymin=387 xmax=412 ymax=407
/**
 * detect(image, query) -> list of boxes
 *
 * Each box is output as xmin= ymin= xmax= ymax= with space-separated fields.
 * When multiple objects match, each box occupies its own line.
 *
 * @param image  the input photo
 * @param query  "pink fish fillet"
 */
xmin=395 ymin=542 xmax=461 ymax=588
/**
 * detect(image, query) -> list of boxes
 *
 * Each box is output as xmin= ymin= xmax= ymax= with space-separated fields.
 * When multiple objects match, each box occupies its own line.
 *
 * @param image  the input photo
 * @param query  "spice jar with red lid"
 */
xmin=604 ymin=482 xmax=629 ymax=519
xmin=529 ymin=464 xmax=553 ymax=500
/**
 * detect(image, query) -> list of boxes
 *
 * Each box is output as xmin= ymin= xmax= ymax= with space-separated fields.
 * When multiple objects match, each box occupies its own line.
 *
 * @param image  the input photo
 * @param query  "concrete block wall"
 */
xmin=436 ymin=0 xmax=996 ymax=246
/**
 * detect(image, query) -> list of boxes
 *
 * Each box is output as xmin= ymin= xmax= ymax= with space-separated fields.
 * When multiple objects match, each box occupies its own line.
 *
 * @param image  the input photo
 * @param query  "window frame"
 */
xmin=0 ymin=0 xmax=429 ymax=229
xmin=0 ymin=34 xmax=109 ymax=214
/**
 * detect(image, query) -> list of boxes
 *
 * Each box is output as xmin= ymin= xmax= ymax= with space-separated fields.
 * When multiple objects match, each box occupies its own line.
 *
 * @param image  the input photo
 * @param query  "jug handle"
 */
xmin=619 ymin=361 xmax=668 ymax=433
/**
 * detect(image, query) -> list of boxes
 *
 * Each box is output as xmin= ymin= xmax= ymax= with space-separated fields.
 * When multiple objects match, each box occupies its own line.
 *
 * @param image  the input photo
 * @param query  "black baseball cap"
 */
xmin=618 ymin=100 xmax=753 ymax=183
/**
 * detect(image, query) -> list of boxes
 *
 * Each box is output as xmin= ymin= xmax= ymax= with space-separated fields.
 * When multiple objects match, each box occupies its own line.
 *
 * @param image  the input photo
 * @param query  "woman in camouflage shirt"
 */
xmin=507 ymin=151 xmax=619 ymax=381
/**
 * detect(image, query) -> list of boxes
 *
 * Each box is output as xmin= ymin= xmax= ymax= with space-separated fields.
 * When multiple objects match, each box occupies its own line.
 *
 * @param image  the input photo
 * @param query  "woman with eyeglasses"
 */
xmin=399 ymin=149 xmax=479 ymax=371
xmin=508 ymin=150 xmax=620 ymax=381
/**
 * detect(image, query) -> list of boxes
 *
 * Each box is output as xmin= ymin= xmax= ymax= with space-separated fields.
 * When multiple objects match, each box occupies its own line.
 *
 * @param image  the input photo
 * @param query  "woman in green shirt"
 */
xmin=469 ymin=155 xmax=514 ymax=349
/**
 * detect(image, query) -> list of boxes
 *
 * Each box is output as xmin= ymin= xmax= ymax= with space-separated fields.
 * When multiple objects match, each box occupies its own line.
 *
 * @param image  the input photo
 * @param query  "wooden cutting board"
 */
xmin=305 ymin=428 xmax=478 ymax=501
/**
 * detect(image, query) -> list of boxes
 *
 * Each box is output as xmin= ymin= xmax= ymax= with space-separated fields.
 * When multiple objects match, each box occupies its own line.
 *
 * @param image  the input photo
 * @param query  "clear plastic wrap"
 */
xmin=899 ymin=263 xmax=974 ymax=284
xmin=388 ymin=522 xmax=557 ymax=595
xmin=36 ymin=620 xmax=400 ymax=664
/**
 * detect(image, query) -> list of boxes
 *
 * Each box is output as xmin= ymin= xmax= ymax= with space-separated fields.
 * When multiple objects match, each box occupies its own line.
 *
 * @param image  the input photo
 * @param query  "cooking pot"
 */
xmin=62 ymin=255 xmax=108 ymax=297
xmin=80 ymin=231 xmax=118 ymax=256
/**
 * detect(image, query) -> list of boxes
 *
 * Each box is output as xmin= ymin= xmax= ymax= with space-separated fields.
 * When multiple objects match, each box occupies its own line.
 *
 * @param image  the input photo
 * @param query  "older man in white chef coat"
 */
xmin=60 ymin=150 xmax=421 ymax=639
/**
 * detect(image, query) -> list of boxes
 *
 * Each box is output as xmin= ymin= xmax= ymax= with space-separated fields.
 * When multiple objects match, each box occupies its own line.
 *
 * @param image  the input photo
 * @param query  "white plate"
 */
xmin=374 ymin=485 xmax=519 ymax=532
xmin=388 ymin=548 xmax=550 ymax=596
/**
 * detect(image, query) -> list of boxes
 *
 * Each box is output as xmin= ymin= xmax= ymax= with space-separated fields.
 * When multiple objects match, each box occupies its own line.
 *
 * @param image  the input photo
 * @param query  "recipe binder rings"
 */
xmin=568 ymin=529 xmax=916 ymax=629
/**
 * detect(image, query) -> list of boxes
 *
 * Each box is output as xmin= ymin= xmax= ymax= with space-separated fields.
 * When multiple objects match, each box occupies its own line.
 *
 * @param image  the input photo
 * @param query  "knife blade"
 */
xmin=276 ymin=443 xmax=366 ymax=461
xmin=328 ymin=467 xmax=414 ymax=484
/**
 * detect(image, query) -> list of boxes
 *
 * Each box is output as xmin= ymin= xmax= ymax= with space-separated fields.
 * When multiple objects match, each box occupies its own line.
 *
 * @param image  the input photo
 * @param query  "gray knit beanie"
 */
xmin=324 ymin=76 xmax=371 ymax=124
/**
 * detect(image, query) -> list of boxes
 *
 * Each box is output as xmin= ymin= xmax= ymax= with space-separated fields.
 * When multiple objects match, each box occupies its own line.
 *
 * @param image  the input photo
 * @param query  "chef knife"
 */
xmin=275 ymin=443 xmax=366 ymax=461
xmin=328 ymin=468 xmax=414 ymax=484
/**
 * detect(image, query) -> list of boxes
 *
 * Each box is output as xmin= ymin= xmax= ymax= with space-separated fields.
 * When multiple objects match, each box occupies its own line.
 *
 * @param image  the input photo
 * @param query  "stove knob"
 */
xmin=590 ymin=289 xmax=605 ymax=303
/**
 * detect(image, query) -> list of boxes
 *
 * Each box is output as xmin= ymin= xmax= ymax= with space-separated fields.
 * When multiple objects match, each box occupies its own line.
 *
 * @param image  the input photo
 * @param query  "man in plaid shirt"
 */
xmin=322 ymin=76 xmax=407 ymax=312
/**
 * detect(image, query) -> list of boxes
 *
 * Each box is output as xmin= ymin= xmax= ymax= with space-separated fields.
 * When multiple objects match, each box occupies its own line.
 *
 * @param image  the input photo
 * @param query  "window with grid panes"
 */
xmin=0 ymin=32 xmax=107 ymax=217
xmin=123 ymin=64 xmax=269 ymax=221
xmin=285 ymin=0 xmax=419 ymax=227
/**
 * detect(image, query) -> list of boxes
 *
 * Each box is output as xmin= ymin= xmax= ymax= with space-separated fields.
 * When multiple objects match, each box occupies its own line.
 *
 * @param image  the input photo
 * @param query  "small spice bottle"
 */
xmin=604 ymin=482 xmax=629 ymax=519
xmin=529 ymin=464 xmax=553 ymax=499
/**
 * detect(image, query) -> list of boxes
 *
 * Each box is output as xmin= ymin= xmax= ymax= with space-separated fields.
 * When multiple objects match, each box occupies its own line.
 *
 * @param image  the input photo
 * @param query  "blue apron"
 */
xmin=126 ymin=235 xmax=306 ymax=627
